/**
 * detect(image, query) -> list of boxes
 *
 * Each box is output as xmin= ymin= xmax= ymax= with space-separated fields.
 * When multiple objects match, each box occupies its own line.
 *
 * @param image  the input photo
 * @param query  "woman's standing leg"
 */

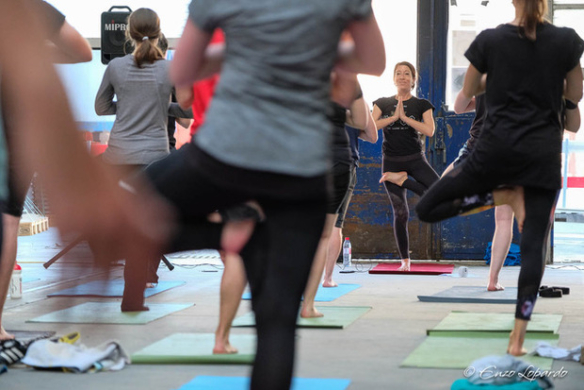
xmin=301 ymin=213 xmax=338 ymax=318
xmin=383 ymin=182 xmax=411 ymax=270
xmin=508 ymin=187 xmax=558 ymax=356
xmin=488 ymin=205 xmax=514 ymax=291
xmin=241 ymin=197 xmax=326 ymax=390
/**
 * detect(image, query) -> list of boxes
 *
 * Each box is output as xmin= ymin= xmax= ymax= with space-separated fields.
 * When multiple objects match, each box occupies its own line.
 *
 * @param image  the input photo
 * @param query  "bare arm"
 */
xmin=176 ymin=118 xmax=193 ymax=129
xmin=336 ymin=13 xmax=385 ymax=76
xmin=454 ymin=96 xmax=476 ymax=115
xmin=372 ymin=104 xmax=399 ymax=130
xmin=48 ymin=21 xmax=92 ymax=64
xmin=400 ymin=108 xmax=435 ymax=137
xmin=564 ymin=63 xmax=583 ymax=104
xmin=171 ymin=20 xmax=224 ymax=88
xmin=564 ymin=105 xmax=580 ymax=133
xmin=454 ymin=65 xmax=485 ymax=114
xmin=347 ymin=98 xmax=377 ymax=143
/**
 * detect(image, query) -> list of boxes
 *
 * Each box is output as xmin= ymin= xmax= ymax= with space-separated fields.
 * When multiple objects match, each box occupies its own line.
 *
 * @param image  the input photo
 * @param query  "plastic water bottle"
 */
xmin=10 ymin=263 xmax=22 ymax=299
xmin=343 ymin=237 xmax=352 ymax=268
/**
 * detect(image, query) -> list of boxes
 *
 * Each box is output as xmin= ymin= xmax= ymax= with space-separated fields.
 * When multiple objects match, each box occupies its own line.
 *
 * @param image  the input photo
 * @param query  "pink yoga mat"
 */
xmin=369 ymin=263 xmax=454 ymax=275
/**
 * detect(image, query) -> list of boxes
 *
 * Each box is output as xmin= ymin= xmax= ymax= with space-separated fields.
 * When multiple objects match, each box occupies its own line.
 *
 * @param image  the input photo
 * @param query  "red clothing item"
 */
xmin=189 ymin=30 xmax=223 ymax=136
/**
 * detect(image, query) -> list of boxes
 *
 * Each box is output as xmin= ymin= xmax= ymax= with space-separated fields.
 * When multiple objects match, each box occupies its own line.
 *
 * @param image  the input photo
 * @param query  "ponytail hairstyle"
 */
xmin=126 ymin=8 xmax=163 ymax=68
xmin=518 ymin=0 xmax=548 ymax=41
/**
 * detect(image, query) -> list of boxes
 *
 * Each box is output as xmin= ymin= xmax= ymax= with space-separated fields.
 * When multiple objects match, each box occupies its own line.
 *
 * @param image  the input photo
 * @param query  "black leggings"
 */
xmin=416 ymin=165 xmax=558 ymax=320
xmin=382 ymin=154 xmax=439 ymax=259
xmin=123 ymin=143 xmax=326 ymax=390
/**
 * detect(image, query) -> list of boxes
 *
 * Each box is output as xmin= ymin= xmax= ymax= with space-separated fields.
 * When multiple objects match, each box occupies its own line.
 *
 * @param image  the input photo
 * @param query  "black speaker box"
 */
xmin=101 ymin=6 xmax=132 ymax=65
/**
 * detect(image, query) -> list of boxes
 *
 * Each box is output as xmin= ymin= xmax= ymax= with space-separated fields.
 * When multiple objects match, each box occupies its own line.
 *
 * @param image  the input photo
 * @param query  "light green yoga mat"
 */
xmin=427 ymin=312 xmax=562 ymax=335
xmin=401 ymin=332 xmax=558 ymax=370
xmin=27 ymin=302 xmax=193 ymax=325
xmin=232 ymin=306 xmax=371 ymax=329
xmin=131 ymin=333 xmax=255 ymax=364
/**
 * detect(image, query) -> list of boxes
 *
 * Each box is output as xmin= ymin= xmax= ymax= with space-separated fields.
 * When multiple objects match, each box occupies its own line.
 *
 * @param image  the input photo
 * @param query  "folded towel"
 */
xmin=21 ymin=339 xmax=129 ymax=373
xmin=463 ymin=355 xmax=553 ymax=389
xmin=532 ymin=342 xmax=581 ymax=362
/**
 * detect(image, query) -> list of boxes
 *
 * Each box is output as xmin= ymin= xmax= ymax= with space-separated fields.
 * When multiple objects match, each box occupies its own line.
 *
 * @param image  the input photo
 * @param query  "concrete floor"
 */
xmin=2 ymin=228 xmax=583 ymax=390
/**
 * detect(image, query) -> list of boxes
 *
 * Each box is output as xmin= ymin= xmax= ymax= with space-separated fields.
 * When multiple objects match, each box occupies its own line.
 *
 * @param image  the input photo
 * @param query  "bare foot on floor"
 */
xmin=0 ymin=326 xmax=15 ymax=340
xmin=397 ymin=259 xmax=410 ymax=272
xmin=145 ymin=282 xmax=157 ymax=288
xmin=300 ymin=305 xmax=324 ymax=318
xmin=213 ymin=341 xmax=239 ymax=354
xmin=322 ymin=279 xmax=338 ymax=288
xmin=487 ymin=283 xmax=505 ymax=291
xmin=379 ymin=171 xmax=408 ymax=186
xmin=507 ymin=322 xmax=528 ymax=356
xmin=507 ymin=346 xmax=528 ymax=356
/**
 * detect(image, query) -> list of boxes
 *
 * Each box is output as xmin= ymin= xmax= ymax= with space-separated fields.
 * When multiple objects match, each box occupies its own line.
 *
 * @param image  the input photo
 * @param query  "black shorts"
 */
xmin=326 ymin=162 xmax=351 ymax=214
xmin=5 ymin=157 xmax=33 ymax=218
xmin=452 ymin=141 xmax=471 ymax=168
xmin=335 ymin=165 xmax=357 ymax=228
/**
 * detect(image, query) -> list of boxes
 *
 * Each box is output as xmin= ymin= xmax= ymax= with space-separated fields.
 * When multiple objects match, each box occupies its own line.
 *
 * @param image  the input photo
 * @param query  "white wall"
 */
xmin=359 ymin=0 xmax=417 ymax=105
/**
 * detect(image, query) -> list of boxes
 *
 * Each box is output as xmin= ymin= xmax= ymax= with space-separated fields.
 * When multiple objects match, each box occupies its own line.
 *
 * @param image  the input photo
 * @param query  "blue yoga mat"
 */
xmin=451 ymin=379 xmax=542 ymax=390
xmin=242 ymin=283 xmax=360 ymax=302
xmin=47 ymin=280 xmax=185 ymax=298
xmin=176 ymin=376 xmax=351 ymax=390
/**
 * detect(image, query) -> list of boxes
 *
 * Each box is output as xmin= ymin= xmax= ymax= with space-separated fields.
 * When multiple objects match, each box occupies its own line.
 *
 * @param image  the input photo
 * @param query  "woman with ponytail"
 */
xmin=417 ymin=0 xmax=583 ymax=356
xmin=95 ymin=8 xmax=191 ymax=178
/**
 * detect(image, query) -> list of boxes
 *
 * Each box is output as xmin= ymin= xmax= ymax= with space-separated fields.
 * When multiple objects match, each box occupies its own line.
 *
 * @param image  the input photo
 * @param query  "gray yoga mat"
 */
xmin=418 ymin=286 xmax=517 ymax=304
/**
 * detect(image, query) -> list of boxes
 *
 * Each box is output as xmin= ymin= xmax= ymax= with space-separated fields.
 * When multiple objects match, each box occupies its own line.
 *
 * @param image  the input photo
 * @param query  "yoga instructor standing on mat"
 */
xmin=416 ymin=0 xmax=583 ymax=356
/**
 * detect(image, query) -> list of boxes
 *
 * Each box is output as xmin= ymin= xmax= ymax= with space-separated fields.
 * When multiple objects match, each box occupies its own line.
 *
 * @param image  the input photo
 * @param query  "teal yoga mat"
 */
xmin=132 ymin=334 xmax=255 ymax=364
xmin=418 ymin=286 xmax=517 ymax=304
xmin=401 ymin=332 xmax=558 ymax=370
xmin=428 ymin=312 xmax=562 ymax=335
xmin=176 ymin=376 xmax=351 ymax=390
xmin=27 ymin=302 xmax=192 ymax=325
xmin=232 ymin=306 xmax=371 ymax=329
xmin=47 ymin=280 xmax=185 ymax=298
xmin=242 ymin=284 xmax=360 ymax=302
xmin=451 ymin=379 xmax=542 ymax=390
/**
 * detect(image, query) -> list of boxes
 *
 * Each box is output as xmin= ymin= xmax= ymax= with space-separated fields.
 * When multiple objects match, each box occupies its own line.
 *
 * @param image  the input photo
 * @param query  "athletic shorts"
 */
xmin=335 ymin=165 xmax=357 ymax=228
xmin=326 ymin=162 xmax=351 ymax=214
xmin=452 ymin=141 xmax=471 ymax=168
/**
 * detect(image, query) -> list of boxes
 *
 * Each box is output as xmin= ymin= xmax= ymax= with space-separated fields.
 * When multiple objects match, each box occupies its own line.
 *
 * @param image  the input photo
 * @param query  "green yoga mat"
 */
xmin=232 ymin=306 xmax=371 ymax=329
xmin=401 ymin=332 xmax=558 ymax=370
xmin=27 ymin=302 xmax=193 ymax=325
xmin=131 ymin=333 xmax=255 ymax=364
xmin=428 ymin=312 xmax=563 ymax=335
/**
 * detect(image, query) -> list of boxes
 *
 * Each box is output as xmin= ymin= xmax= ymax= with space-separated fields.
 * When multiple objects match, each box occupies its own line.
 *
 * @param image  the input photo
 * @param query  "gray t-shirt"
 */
xmin=189 ymin=0 xmax=372 ymax=177
xmin=95 ymin=55 xmax=190 ymax=165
